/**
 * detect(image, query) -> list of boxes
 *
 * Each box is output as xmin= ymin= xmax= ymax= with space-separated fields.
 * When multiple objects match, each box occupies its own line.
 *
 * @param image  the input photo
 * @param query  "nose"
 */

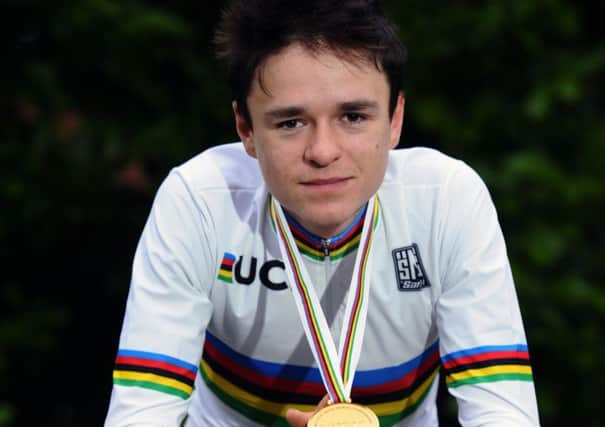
xmin=303 ymin=122 xmax=341 ymax=167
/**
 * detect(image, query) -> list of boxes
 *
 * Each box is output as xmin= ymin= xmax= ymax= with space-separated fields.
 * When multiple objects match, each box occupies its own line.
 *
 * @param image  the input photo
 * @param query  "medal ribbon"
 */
xmin=270 ymin=195 xmax=379 ymax=403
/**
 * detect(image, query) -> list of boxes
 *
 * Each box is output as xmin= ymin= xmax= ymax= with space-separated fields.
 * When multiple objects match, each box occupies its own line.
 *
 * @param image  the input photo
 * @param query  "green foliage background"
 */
xmin=1 ymin=1 xmax=603 ymax=426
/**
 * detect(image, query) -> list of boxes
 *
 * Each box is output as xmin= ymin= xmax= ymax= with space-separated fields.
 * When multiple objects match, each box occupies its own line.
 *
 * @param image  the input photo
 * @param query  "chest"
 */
xmin=206 ymin=221 xmax=438 ymax=371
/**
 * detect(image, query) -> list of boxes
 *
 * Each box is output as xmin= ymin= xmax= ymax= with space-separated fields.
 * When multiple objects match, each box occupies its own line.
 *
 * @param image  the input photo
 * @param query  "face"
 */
xmin=235 ymin=43 xmax=405 ymax=237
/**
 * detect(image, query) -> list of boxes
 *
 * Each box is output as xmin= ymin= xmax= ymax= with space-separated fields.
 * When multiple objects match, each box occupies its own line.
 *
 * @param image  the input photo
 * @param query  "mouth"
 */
xmin=301 ymin=177 xmax=352 ymax=188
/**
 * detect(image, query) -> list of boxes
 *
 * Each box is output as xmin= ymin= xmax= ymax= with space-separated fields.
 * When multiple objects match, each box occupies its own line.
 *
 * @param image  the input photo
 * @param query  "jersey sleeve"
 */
xmin=435 ymin=162 xmax=540 ymax=426
xmin=105 ymin=169 xmax=216 ymax=426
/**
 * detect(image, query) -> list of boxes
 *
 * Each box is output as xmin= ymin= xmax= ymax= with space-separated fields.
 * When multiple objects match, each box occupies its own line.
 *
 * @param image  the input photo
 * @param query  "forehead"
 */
xmin=249 ymin=43 xmax=389 ymax=107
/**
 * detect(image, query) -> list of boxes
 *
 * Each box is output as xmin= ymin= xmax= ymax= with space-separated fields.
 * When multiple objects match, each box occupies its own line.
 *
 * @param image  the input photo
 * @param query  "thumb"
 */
xmin=286 ymin=395 xmax=329 ymax=427
xmin=286 ymin=408 xmax=311 ymax=427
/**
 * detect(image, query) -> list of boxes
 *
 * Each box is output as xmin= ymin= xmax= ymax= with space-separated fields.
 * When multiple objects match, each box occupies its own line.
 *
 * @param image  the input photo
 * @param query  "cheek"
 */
xmin=259 ymin=142 xmax=300 ymax=174
xmin=369 ymin=135 xmax=391 ymax=159
xmin=257 ymin=152 xmax=289 ymax=185
xmin=366 ymin=140 xmax=391 ymax=176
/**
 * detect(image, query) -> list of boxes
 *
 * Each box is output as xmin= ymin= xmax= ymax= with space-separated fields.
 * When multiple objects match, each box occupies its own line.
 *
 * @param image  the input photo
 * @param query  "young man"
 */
xmin=105 ymin=1 xmax=540 ymax=426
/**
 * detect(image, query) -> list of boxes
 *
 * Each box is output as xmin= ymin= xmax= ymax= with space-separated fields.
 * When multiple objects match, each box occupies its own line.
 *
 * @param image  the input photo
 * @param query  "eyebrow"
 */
xmin=264 ymin=106 xmax=305 ymax=120
xmin=339 ymin=100 xmax=380 ymax=111
xmin=264 ymin=99 xmax=380 ymax=120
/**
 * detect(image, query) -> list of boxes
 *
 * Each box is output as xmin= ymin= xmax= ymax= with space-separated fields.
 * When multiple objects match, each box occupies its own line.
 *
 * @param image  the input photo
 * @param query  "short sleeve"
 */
xmin=105 ymin=170 xmax=216 ymax=426
xmin=435 ymin=163 xmax=540 ymax=426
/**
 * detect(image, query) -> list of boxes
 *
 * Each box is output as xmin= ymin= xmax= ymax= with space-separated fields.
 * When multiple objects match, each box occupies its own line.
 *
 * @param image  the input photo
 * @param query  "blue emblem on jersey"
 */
xmin=392 ymin=244 xmax=430 ymax=291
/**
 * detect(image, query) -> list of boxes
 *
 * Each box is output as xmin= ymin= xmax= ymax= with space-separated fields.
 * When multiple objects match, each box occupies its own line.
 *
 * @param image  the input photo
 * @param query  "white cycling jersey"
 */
xmin=105 ymin=143 xmax=540 ymax=426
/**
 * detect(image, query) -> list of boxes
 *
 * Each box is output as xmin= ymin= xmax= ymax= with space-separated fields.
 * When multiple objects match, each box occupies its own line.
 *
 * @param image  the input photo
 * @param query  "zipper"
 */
xmin=321 ymin=238 xmax=331 ymax=259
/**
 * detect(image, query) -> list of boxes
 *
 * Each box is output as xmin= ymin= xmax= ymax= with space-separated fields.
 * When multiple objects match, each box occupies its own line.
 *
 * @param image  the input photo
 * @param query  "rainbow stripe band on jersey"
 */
xmin=284 ymin=205 xmax=366 ymax=260
xmin=270 ymin=195 xmax=380 ymax=404
xmin=441 ymin=344 xmax=533 ymax=388
xmin=200 ymin=331 xmax=441 ymax=426
xmin=113 ymin=349 xmax=198 ymax=399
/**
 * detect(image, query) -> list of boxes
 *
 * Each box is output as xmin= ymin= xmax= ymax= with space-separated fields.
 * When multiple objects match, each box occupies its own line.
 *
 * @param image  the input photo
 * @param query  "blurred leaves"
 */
xmin=0 ymin=403 xmax=14 ymax=427
xmin=1 ymin=0 xmax=604 ymax=426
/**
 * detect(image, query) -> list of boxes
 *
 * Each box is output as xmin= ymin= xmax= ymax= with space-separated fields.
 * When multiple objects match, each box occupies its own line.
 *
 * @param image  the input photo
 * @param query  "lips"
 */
xmin=299 ymin=177 xmax=353 ymax=194
xmin=301 ymin=177 xmax=351 ymax=186
xmin=304 ymin=177 xmax=346 ymax=184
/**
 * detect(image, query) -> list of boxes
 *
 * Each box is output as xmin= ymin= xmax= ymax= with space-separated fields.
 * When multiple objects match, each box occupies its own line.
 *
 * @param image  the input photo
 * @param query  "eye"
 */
xmin=276 ymin=119 xmax=303 ymax=130
xmin=342 ymin=113 xmax=366 ymax=124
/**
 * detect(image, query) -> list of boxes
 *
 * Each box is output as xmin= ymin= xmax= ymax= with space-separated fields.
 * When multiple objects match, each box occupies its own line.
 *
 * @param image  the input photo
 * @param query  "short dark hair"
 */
xmin=214 ymin=0 xmax=407 ymax=126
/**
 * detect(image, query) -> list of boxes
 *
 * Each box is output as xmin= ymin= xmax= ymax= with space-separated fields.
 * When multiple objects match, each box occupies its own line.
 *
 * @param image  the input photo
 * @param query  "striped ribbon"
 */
xmin=270 ymin=195 xmax=379 ymax=403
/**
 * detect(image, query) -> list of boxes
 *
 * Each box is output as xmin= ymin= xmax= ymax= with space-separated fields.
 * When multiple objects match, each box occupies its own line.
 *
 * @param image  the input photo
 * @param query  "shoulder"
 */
xmin=384 ymin=146 xmax=471 ymax=188
xmin=173 ymin=142 xmax=263 ymax=192
xmin=380 ymin=147 xmax=490 ymax=218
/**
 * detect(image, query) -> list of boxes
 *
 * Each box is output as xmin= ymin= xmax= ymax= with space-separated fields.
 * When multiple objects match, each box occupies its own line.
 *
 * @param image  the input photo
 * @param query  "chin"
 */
xmin=304 ymin=207 xmax=356 ymax=235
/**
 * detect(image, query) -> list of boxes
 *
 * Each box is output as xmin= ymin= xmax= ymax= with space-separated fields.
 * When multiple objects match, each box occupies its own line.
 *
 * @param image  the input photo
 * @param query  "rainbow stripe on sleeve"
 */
xmin=113 ymin=349 xmax=198 ymax=399
xmin=200 ymin=331 xmax=440 ymax=426
xmin=441 ymin=344 xmax=533 ymax=388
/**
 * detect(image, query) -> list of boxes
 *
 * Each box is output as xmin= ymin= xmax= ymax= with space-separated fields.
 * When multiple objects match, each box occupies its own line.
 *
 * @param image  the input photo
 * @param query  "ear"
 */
xmin=389 ymin=92 xmax=405 ymax=149
xmin=233 ymin=101 xmax=256 ymax=158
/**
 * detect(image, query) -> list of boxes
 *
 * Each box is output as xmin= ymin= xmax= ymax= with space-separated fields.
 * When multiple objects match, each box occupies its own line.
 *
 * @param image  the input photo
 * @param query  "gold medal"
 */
xmin=308 ymin=402 xmax=379 ymax=427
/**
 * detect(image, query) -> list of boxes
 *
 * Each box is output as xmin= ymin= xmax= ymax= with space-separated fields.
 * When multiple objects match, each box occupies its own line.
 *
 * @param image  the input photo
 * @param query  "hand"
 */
xmin=286 ymin=395 xmax=329 ymax=427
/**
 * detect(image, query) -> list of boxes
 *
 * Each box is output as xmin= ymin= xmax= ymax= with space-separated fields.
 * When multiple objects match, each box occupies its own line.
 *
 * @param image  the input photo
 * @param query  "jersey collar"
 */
xmin=282 ymin=203 xmax=367 ymax=261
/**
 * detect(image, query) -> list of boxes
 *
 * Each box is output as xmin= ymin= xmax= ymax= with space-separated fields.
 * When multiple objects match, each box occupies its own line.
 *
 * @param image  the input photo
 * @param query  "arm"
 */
xmin=436 ymin=163 xmax=540 ymax=426
xmin=105 ymin=170 xmax=216 ymax=426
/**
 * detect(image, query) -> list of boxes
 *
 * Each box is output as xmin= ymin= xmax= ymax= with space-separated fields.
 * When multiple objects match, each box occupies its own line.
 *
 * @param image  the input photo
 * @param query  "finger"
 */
xmin=285 ymin=408 xmax=312 ymax=427
xmin=286 ymin=395 xmax=330 ymax=427
xmin=316 ymin=395 xmax=330 ymax=409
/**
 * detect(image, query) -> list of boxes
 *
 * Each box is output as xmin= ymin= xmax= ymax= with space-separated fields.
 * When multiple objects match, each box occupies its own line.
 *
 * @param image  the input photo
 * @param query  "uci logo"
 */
xmin=217 ymin=252 xmax=287 ymax=291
